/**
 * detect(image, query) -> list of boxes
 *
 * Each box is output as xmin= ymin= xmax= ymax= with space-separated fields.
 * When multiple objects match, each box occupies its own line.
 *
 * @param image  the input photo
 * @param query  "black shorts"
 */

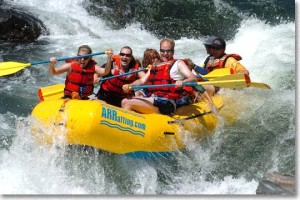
xmin=153 ymin=97 xmax=176 ymax=115
xmin=96 ymin=90 xmax=123 ymax=107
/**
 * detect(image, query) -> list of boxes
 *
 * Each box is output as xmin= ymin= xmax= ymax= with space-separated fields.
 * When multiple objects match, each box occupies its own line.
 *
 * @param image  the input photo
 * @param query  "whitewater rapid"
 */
xmin=0 ymin=0 xmax=296 ymax=195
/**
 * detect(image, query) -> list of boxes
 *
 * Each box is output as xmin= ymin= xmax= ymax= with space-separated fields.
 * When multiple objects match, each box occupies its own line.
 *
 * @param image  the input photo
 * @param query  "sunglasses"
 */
xmin=77 ymin=55 xmax=90 ymax=60
xmin=119 ymin=52 xmax=132 ymax=57
xmin=160 ymin=49 xmax=173 ymax=54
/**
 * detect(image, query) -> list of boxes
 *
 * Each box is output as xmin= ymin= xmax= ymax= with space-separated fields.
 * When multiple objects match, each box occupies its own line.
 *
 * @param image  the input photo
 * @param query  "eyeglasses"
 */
xmin=119 ymin=52 xmax=132 ymax=57
xmin=77 ymin=55 xmax=90 ymax=60
xmin=160 ymin=49 xmax=173 ymax=54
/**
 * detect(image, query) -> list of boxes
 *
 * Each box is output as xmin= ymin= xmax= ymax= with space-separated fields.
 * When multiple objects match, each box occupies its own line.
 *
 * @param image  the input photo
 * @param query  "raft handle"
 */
xmin=164 ymin=132 xmax=175 ymax=135
xmin=168 ymin=111 xmax=210 ymax=124
xmin=54 ymin=123 xmax=65 ymax=126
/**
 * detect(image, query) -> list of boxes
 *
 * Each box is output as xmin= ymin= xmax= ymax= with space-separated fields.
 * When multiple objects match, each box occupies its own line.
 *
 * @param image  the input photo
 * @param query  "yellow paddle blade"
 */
xmin=198 ymin=74 xmax=251 ymax=88
xmin=0 ymin=62 xmax=31 ymax=76
xmin=202 ymin=68 xmax=233 ymax=79
xmin=250 ymin=82 xmax=271 ymax=89
xmin=37 ymin=84 xmax=65 ymax=101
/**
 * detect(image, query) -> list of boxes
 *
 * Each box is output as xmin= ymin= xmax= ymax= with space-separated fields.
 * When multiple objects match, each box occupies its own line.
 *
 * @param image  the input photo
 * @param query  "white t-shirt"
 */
xmin=169 ymin=60 xmax=184 ymax=81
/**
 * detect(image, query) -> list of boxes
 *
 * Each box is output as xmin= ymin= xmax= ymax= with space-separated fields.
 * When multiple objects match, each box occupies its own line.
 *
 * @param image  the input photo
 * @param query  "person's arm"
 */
xmin=201 ymin=91 xmax=218 ymax=114
xmin=186 ymin=58 xmax=208 ymax=75
xmin=201 ymin=91 xmax=214 ymax=104
xmin=95 ymin=49 xmax=114 ymax=76
xmin=93 ymin=73 xmax=101 ymax=84
xmin=136 ymin=68 xmax=151 ymax=85
xmin=193 ymin=85 xmax=217 ymax=113
xmin=226 ymin=57 xmax=249 ymax=75
xmin=194 ymin=65 xmax=208 ymax=75
xmin=49 ymin=57 xmax=71 ymax=75
xmin=122 ymin=67 xmax=151 ymax=92
xmin=175 ymin=60 xmax=197 ymax=87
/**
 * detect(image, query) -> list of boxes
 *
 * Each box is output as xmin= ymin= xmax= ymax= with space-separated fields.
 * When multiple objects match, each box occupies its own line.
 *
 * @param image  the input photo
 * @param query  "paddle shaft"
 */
xmin=100 ymin=67 xmax=228 ymax=83
xmin=38 ymin=73 xmax=271 ymax=102
xmin=100 ymin=68 xmax=147 ymax=82
xmin=0 ymin=51 xmax=108 ymax=76
xmin=130 ymin=81 xmax=246 ymax=90
xmin=130 ymin=82 xmax=211 ymax=89
xmin=130 ymin=74 xmax=250 ymax=90
xmin=31 ymin=51 xmax=107 ymax=65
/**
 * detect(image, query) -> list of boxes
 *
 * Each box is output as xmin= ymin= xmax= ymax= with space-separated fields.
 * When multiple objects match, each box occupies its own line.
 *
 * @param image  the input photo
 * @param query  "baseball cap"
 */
xmin=211 ymin=38 xmax=226 ymax=49
xmin=203 ymin=36 xmax=218 ymax=46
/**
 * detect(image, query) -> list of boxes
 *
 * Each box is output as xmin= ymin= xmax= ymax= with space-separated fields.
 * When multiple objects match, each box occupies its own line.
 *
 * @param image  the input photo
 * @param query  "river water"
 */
xmin=0 ymin=0 xmax=296 ymax=196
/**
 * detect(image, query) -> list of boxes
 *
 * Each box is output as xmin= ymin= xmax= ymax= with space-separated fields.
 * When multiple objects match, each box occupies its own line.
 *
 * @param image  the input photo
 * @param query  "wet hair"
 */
xmin=120 ymin=46 xmax=133 ymax=55
xmin=160 ymin=38 xmax=175 ymax=50
xmin=78 ymin=45 xmax=92 ymax=54
xmin=142 ymin=48 xmax=161 ymax=67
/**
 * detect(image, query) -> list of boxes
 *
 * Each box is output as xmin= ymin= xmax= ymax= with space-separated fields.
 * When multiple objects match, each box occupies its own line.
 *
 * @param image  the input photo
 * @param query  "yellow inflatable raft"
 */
xmin=31 ymin=95 xmax=223 ymax=158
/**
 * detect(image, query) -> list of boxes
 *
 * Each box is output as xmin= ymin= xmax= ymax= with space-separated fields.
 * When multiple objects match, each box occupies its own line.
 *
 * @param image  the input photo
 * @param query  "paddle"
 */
xmin=0 ymin=51 xmax=107 ymax=76
xmin=195 ymin=68 xmax=271 ymax=89
xmin=250 ymin=82 xmax=271 ymax=89
xmin=37 ymin=73 xmax=270 ymax=101
xmin=37 ymin=67 xmax=149 ymax=101
xmin=37 ymin=84 xmax=65 ymax=101
xmin=100 ymin=67 xmax=148 ymax=82
xmin=130 ymin=74 xmax=251 ymax=90
xmin=33 ymin=67 xmax=232 ymax=101
xmin=197 ymin=68 xmax=234 ymax=80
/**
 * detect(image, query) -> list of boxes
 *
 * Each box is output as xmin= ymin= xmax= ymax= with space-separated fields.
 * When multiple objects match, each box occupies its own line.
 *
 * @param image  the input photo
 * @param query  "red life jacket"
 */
xmin=204 ymin=54 xmax=242 ymax=73
xmin=101 ymin=55 xmax=140 ymax=97
xmin=147 ymin=60 xmax=195 ymax=100
xmin=65 ymin=59 xmax=77 ymax=63
xmin=64 ymin=60 xmax=96 ymax=98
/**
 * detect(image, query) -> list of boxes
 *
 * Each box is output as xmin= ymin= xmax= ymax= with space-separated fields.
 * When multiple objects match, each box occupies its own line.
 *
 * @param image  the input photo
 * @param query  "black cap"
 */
xmin=211 ymin=38 xmax=226 ymax=49
xmin=203 ymin=36 xmax=218 ymax=46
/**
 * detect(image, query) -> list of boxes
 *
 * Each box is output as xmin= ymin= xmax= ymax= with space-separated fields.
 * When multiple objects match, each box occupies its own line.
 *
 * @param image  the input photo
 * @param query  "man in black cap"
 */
xmin=210 ymin=37 xmax=226 ymax=49
xmin=197 ymin=36 xmax=249 ymax=95
xmin=204 ymin=36 xmax=219 ymax=53
xmin=205 ymin=37 xmax=248 ymax=74
xmin=192 ymin=36 xmax=218 ymax=75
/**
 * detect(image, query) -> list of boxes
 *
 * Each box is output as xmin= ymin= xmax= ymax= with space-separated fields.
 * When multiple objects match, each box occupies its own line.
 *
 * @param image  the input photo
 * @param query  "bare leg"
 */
xmin=201 ymin=91 xmax=218 ymax=114
xmin=202 ymin=85 xmax=215 ymax=96
xmin=121 ymin=97 xmax=159 ymax=114
xmin=194 ymin=90 xmax=217 ymax=114
xmin=134 ymin=90 xmax=146 ymax=97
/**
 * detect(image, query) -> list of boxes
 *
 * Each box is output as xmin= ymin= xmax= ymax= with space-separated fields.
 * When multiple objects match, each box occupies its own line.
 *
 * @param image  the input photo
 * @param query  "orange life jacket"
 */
xmin=147 ymin=60 xmax=195 ymax=100
xmin=64 ymin=60 xmax=96 ymax=98
xmin=204 ymin=54 xmax=242 ymax=73
xmin=101 ymin=55 xmax=140 ymax=97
